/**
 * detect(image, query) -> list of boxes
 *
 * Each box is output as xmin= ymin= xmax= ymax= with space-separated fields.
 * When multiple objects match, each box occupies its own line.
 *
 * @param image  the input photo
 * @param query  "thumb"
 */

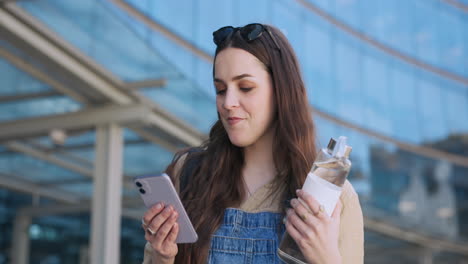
xmin=331 ymin=200 xmax=343 ymax=221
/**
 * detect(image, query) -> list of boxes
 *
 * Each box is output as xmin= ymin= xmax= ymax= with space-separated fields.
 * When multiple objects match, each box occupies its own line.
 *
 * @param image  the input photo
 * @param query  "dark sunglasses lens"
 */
xmin=213 ymin=26 xmax=235 ymax=45
xmin=240 ymin=24 xmax=264 ymax=41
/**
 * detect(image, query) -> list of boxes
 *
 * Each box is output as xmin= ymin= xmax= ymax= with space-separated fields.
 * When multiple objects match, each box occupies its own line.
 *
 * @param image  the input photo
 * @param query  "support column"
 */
xmin=90 ymin=124 xmax=123 ymax=264
xmin=420 ymin=247 xmax=434 ymax=264
xmin=10 ymin=213 xmax=31 ymax=264
xmin=79 ymin=245 xmax=89 ymax=264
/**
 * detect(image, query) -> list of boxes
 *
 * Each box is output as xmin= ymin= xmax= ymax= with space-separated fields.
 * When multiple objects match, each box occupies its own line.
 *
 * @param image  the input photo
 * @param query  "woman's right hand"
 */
xmin=142 ymin=202 xmax=179 ymax=263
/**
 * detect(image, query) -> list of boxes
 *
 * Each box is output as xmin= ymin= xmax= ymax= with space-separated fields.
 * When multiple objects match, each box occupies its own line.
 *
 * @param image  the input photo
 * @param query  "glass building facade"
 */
xmin=0 ymin=0 xmax=467 ymax=263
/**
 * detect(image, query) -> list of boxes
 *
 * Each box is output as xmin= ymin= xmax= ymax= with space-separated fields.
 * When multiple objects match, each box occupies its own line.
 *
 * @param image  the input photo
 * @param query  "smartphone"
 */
xmin=134 ymin=173 xmax=198 ymax=243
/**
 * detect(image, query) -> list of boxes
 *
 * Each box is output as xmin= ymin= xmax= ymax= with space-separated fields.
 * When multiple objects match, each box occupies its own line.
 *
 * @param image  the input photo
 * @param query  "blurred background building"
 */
xmin=0 ymin=0 xmax=467 ymax=263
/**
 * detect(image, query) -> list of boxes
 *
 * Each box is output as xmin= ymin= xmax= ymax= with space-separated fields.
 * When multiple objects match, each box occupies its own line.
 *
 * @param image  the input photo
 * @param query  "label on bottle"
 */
xmin=301 ymin=172 xmax=342 ymax=217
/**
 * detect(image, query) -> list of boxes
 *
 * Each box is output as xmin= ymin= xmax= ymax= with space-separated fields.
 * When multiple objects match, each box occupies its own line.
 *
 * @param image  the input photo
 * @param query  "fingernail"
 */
xmin=290 ymin=199 xmax=297 ymax=206
xmin=155 ymin=203 xmax=162 ymax=210
xmin=296 ymin=189 xmax=302 ymax=195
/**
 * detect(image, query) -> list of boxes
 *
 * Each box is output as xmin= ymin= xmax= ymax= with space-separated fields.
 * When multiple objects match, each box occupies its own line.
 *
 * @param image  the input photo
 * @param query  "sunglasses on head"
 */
xmin=212 ymin=23 xmax=281 ymax=51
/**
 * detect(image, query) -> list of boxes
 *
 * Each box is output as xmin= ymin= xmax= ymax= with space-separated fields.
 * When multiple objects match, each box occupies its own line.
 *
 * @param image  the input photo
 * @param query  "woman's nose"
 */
xmin=223 ymin=90 xmax=240 ymax=109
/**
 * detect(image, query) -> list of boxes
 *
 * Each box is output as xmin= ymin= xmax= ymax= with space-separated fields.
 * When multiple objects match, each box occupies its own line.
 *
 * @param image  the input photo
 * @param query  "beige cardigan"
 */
xmin=143 ymin=158 xmax=364 ymax=263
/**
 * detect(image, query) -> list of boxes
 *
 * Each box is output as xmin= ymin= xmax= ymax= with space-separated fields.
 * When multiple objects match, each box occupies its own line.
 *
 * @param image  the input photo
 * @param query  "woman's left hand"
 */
xmin=286 ymin=189 xmax=342 ymax=264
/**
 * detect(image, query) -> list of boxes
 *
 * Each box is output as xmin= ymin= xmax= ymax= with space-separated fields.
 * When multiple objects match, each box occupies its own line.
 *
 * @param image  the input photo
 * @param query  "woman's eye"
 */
xmin=216 ymin=89 xmax=226 ymax=95
xmin=240 ymin=87 xmax=253 ymax=92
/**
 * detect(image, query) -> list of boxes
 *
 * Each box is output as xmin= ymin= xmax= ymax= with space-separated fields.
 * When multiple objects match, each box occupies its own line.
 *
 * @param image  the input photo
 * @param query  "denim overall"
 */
xmin=207 ymin=208 xmax=286 ymax=264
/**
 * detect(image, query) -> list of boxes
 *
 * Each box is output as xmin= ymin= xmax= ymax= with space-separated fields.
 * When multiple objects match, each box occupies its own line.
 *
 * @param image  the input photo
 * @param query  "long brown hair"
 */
xmin=165 ymin=24 xmax=317 ymax=264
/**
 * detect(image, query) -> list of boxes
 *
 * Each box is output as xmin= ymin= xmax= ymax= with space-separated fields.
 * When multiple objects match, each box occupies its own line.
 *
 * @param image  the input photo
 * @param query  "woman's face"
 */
xmin=214 ymin=47 xmax=275 ymax=147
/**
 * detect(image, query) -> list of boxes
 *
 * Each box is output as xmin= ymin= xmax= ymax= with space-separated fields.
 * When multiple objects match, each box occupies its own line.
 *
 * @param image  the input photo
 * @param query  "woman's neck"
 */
xmin=242 ymin=129 xmax=276 ymax=196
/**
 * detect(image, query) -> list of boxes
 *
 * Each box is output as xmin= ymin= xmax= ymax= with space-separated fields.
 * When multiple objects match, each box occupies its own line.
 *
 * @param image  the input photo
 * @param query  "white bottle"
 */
xmin=278 ymin=136 xmax=352 ymax=264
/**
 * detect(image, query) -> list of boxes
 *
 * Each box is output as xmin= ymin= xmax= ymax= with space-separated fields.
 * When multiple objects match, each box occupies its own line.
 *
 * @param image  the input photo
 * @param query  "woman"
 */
xmin=141 ymin=23 xmax=363 ymax=264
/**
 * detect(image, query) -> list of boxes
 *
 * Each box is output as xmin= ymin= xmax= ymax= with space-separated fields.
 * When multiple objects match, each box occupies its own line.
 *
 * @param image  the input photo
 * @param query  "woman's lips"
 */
xmin=227 ymin=117 xmax=244 ymax=125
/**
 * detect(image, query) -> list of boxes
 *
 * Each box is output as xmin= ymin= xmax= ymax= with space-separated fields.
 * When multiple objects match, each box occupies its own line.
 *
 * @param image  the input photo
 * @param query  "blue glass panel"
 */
xmin=123 ymin=128 xmax=145 ymax=142
xmin=311 ymin=0 xmax=468 ymax=86
xmin=122 ymin=0 xmax=212 ymax=98
xmin=0 ymin=59 xmax=52 ymax=95
xmin=54 ymin=140 xmax=171 ymax=178
xmin=150 ymin=0 xmax=195 ymax=41
xmin=36 ymin=215 xmax=82 ymax=230
xmin=368 ymin=144 xmax=466 ymax=240
xmin=345 ymin=132 xmax=372 ymax=196
xmin=334 ymin=33 xmax=364 ymax=127
xmin=388 ymin=64 xmax=421 ymax=143
xmin=333 ymin=0 xmax=361 ymax=29
xmin=123 ymin=186 xmax=139 ymax=198
xmin=361 ymin=51 xmax=393 ymax=135
xmin=0 ymin=97 xmax=81 ymax=122
xmin=32 ymin=129 xmax=139 ymax=151
xmin=123 ymin=143 xmax=173 ymax=176
xmin=126 ymin=0 xmax=195 ymax=49
xmin=437 ymin=11 xmax=465 ymax=77
xmin=389 ymin=64 xmax=418 ymax=111
xmin=104 ymin=0 xmax=218 ymax=131
xmin=139 ymin=80 xmax=217 ymax=133
xmin=272 ymin=0 xmax=305 ymax=55
xmin=444 ymin=81 xmax=468 ymax=134
xmin=39 ymin=131 xmax=95 ymax=148
xmin=19 ymin=0 xmax=180 ymax=82
xmin=91 ymin=4 xmax=179 ymax=81
xmin=18 ymin=0 xmax=95 ymax=56
xmin=411 ymin=0 xmax=440 ymax=67
xmin=304 ymin=15 xmax=333 ymax=113
xmin=63 ymin=131 xmax=96 ymax=146
xmin=359 ymin=0 xmax=385 ymax=41
xmin=304 ymin=0 xmax=331 ymax=14
xmin=194 ymin=58 xmax=216 ymax=98
xmin=148 ymin=29 xmax=197 ymax=75
xmin=68 ymin=149 xmax=94 ymax=164
xmin=379 ymin=0 xmax=414 ymax=56
xmin=236 ymin=0 xmax=269 ymax=25
xmin=0 ymin=153 xmax=85 ymax=182
xmin=124 ymin=0 xmax=147 ymax=12
xmin=196 ymin=0 xmax=236 ymax=53
xmin=465 ymin=30 xmax=468 ymax=77
xmin=29 ymin=129 xmax=147 ymax=169
xmin=417 ymin=75 xmax=449 ymax=142
xmin=59 ymin=183 xmax=92 ymax=197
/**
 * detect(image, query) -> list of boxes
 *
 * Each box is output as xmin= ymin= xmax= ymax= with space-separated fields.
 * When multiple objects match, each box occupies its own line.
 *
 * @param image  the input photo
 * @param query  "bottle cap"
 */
xmin=327 ymin=138 xmax=336 ymax=151
xmin=332 ymin=136 xmax=351 ymax=158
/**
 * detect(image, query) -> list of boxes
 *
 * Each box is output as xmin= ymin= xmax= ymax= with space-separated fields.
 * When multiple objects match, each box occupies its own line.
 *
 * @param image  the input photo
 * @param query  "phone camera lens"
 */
xmin=136 ymin=181 xmax=142 ymax=187
xmin=139 ymin=188 xmax=146 ymax=194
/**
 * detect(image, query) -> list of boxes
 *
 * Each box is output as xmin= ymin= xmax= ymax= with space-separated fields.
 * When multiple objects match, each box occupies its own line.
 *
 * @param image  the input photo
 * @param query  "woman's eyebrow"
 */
xmin=214 ymin=73 xmax=254 ymax=84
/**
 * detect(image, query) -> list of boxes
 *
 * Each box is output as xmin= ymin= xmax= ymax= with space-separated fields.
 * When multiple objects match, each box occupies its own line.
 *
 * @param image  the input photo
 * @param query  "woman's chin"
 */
xmin=228 ymin=135 xmax=252 ymax=148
